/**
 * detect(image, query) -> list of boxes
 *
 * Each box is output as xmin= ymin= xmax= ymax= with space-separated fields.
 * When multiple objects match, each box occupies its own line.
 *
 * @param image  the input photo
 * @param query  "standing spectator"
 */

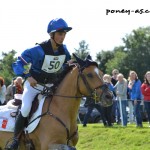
xmin=83 ymin=97 xmax=107 ymax=127
xmin=111 ymin=69 xmax=120 ymax=124
xmin=128 ymin=71 xmax=143 ymax=127
xmin=127 ymin=76 xmax=134 ymax=124
xmin=101 ymin=74 xmax=114 ymax=127
xmin=111 ymin=69 xmax=119 ymax=86
xmin=114 ymin=74 xmax=128 ymax=127
xmin=5 ymin=77 xmax=16 ymax=102
xmin=141 ymin=71 xmax=150 ymax=127
xmin=13 ymin=77 xmax=23 ymax=95
xmin=0 ymin=76 xmax=6 ymax=105
xmin=5 ymin=77 xmax=23 ymax=102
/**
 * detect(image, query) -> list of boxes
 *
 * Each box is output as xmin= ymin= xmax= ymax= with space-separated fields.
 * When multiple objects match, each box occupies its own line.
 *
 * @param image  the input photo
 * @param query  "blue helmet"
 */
xmin=47 ymin=18 xmax=72 ymax=34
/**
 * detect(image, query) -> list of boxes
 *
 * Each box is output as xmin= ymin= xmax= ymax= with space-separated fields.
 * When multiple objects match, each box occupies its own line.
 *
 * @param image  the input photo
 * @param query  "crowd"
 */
xmin=0 ymin=76 xmax=23 ymax=105
xmin=82 ymin=69 xmax=150 ymax=128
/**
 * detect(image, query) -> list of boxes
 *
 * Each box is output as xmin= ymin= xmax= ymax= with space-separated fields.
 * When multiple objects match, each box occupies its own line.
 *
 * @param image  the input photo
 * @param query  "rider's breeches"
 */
xmin=21 ymin=80 xmax=44 ymax=117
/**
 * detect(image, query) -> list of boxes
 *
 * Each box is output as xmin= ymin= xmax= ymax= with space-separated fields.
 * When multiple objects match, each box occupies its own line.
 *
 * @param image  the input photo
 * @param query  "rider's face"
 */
xmin=54 ymin=31 xmax=66 ymax=44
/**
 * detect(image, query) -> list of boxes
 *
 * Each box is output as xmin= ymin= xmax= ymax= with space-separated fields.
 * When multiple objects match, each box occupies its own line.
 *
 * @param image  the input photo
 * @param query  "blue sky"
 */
xmin=0 ymin=0 xmax=149 ymax=59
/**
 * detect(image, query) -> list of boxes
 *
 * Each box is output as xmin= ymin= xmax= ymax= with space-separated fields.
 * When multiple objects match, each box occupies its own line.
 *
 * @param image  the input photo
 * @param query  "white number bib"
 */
xmin=41 ymin=55 xmax=66 ymax=73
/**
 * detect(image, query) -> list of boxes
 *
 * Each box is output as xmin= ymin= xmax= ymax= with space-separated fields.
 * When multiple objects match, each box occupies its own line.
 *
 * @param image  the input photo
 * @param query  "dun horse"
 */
xmin=0 ymin=54 xmax=113 ymax=150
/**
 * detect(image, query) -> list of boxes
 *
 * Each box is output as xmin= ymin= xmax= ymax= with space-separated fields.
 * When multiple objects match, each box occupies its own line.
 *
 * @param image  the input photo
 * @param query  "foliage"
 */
xmin=0 ymin=50 xmax=17 ymax=86
xmin=76 ymin=123 xmax=150 ymax=150
xmin=122 ymin=27 xmax=150 ymax=80
xmin=73 ymin=40 xmax=90 ymax=60
xmin=95 ymin=27 xmax=150 ymax=80
xmin=105 ymin=50 xmax=128 ymax=76
xmin=96 ymin=50 xmax=114 ymax=73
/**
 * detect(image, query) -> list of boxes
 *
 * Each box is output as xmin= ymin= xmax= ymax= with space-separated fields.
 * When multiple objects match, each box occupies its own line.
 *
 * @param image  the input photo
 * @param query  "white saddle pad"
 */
xmin=0 ymin=95 xmax=46 ymax=133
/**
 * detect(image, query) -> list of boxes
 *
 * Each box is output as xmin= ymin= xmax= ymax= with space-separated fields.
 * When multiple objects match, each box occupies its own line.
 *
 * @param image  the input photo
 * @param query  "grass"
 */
xmin=76 ymin=122 xmax=150 ymax=150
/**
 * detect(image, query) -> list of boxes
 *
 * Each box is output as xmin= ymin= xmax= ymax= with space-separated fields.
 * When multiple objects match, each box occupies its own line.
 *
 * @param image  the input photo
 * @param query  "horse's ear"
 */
xmin=73 ymin=53 xmax=85 ymax=67
xmin=85 ymin=54 xmax=98 ymax=67
xmin=86 ymin=55 xmax=92 ymax=60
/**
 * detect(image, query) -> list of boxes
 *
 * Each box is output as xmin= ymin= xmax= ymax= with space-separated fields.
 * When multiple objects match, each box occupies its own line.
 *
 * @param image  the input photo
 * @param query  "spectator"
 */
xmin=83 ymin=97 xmax=107 ymax=127
xmin=141 ymin=71 xmax=150 ymax=127
xmin=128 ymin=71 xmax=143 ymax=127
xmin=5 ymin=77 xmax=16 ymax=102
xmin=101 ymin=74 xmax=114 ymax=127
xmin=114 ymin=73 xmax=128 ymax=127
xmin=111 ymin=69 xmax=120 ymax=124
xmin=0 ymin=76 xmax=6 ymax=105
xmin=13 ymin=77 xmax=23 ymax=95
xmin=111 ymin=69 xmax=119 ymax=86
xmin=127 ymin=76 xmax=134 ymax=124
xmin=5 ymin=77 xmax=23 ymax=102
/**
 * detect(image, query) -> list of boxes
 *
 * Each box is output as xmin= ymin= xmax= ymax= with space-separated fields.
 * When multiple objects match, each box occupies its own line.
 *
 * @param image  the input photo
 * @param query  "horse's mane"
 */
xmin=53 ymin=63 xmax=77 ymax=89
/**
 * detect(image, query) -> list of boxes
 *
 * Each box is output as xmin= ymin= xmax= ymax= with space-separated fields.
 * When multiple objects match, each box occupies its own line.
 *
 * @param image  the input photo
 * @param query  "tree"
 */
xmin=96 ymin=27 xmax=150 ymax=80
xmin=96 ymin=50 xmax=114 ymax=73
xmin=0 ymin=50 xmax=17 ymax=86
xmin=73 ymin=40 xmax=90 ymax=60
xmin=122 ymin=27 xmax=150 ymax=80
xmin=105 ymin=51 xmax=127 ymax=76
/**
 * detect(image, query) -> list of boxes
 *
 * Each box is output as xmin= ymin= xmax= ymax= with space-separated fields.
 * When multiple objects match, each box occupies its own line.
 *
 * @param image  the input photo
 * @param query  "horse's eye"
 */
xmin=87 ymin=73 xmax=93 ymax=78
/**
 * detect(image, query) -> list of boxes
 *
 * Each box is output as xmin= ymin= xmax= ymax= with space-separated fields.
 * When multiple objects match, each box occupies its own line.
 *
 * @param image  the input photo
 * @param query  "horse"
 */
xmin=0 ymin=54 xmax=113 ymax=150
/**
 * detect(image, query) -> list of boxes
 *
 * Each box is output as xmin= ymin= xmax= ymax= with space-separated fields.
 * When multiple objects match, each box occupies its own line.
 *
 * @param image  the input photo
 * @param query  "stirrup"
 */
xmin=5 ymin=138 xmax=19 ymax=150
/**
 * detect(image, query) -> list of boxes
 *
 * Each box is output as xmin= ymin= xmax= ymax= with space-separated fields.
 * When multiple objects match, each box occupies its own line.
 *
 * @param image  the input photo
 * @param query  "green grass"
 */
xmin=76 ymin=122 xmax=150 ymax=150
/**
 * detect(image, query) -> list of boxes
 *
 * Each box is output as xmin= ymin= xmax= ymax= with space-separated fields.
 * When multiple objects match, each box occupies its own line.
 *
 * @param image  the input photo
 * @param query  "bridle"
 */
xmin=40 ymin=65 xmax=108 ymax=100
xmin=77 ymin=68 xmax=108 ymax=101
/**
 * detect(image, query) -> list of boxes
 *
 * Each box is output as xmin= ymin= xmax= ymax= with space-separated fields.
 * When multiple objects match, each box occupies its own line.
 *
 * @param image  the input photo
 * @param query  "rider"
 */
xmin=7 ymin=18 xmax=72 ymax=150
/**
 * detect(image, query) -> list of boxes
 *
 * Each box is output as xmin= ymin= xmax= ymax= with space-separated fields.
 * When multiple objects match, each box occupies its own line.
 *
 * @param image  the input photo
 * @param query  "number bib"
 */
xmin=41 ymin=55 xmax=66 ymax=73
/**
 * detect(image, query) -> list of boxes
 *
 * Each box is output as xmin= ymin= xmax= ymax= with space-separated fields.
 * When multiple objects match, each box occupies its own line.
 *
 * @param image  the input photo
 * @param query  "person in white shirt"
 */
xmin=0 ymin=76 xmax=6 ymax=105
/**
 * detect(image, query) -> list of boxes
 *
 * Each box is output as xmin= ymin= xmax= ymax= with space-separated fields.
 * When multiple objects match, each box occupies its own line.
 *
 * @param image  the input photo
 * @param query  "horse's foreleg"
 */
xmin=71 ymin=132 xmax=79 ymax=146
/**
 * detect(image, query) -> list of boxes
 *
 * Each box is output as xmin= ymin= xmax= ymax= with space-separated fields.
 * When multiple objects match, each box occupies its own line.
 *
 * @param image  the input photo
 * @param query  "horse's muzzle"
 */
xmin=100 ymin=90 xmax=113 ymax=107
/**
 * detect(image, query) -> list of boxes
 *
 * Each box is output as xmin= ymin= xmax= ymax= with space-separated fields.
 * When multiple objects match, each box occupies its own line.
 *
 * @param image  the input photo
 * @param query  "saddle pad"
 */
xmin=26 ymin=95 xmax=45 ymax=133
xmin=0 ymin=108 xmax=16 ymax=132
xmin=0 ymin=95 xmax=46 ymax=133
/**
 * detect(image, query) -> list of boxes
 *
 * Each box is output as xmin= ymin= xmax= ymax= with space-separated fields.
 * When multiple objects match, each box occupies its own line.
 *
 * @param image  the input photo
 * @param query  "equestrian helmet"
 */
xmin=47 ymin=18 xmax=72 ymax=34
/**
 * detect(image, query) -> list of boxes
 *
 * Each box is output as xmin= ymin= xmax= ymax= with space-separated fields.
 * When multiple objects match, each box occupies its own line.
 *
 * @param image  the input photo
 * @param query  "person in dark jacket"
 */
xmin=6 ymin=18 xmax=72 ymax=150
xmin=111 ymin=69 xmax=121 ymax=124
xmin=83 ymin=97 xmax=107 ymax=127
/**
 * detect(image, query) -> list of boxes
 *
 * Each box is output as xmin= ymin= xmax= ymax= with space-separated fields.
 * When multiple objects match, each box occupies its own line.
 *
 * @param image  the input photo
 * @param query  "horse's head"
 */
xmin=73 ymin=54 xmax=113 ymax=107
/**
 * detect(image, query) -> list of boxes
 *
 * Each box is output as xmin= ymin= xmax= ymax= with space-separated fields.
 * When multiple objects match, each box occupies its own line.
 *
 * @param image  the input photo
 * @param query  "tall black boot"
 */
xmin=6 ymin=112 xmax=27 ymax=150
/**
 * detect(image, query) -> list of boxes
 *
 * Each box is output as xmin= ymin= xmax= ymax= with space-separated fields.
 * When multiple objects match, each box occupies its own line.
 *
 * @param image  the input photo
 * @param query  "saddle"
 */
xmin=11 ymin=95 xmax=39 ymax=122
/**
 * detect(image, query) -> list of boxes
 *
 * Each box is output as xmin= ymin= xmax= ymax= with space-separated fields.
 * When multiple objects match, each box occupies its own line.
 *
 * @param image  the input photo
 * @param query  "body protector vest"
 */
xmin=30 ymin=40 xmax=67 ymax=84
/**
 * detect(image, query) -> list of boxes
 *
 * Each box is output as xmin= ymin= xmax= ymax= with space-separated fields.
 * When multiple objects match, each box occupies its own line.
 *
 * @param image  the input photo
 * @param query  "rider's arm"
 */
xmin=63 ymin=45 xmax=71 ymax=62
xmin=12 ymin=49 xmax=32 ymax=78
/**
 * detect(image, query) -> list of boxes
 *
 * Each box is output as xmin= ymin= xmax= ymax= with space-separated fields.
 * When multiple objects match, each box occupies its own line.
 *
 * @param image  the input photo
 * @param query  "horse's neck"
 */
xmin=53 ymin=67 xmax=81 ymax=117
xmin=57 ymin=68 xmax=79 ymax=96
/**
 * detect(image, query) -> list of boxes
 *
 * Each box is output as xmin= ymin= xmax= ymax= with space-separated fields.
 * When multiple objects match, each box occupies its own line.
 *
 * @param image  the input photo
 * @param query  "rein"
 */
xmin=34 ymin=67 xmax=107 ymax=100
xmin=78 ymin=69 xmax=108 ymax=100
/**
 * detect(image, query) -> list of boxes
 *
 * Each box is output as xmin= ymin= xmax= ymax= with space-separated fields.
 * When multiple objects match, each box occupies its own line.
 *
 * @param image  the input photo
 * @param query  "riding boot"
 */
xmin=6 ymin=112 xmax=27 ymax=150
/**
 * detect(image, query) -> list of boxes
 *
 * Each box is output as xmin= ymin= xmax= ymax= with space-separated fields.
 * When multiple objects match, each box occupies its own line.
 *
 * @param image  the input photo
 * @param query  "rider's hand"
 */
xmin=67 ymin=59 xmax=74 ymax=66
xmin=27 ymin=77 xmax=37 ymax=87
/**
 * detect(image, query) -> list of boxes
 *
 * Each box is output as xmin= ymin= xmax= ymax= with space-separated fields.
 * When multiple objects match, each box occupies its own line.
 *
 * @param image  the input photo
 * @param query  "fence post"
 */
xmin=119 ymin=97 xmax=123 ymax=126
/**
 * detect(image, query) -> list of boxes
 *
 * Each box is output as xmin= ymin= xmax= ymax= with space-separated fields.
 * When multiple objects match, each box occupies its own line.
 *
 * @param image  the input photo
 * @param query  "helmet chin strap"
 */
xmin=51 ymin=32 xmax=62 ymax=47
